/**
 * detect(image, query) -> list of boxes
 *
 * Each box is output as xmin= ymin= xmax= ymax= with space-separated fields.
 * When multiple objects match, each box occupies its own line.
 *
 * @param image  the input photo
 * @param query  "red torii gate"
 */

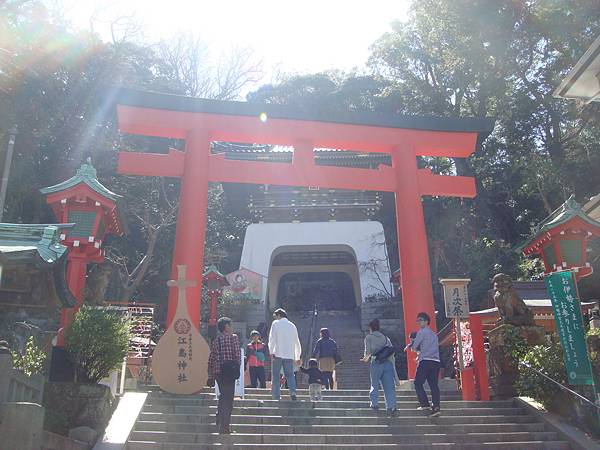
xmin=115 ymin=88 xmax=493 ymax=377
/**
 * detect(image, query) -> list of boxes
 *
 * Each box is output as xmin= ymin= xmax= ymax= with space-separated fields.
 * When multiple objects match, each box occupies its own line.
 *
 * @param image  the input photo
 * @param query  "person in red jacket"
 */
xmin=245 ymin=330 xmax=268 ymax=388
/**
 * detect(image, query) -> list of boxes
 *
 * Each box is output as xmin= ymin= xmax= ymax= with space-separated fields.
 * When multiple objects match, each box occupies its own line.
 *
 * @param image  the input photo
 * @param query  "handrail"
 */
xmin=519 ymin=360 xmax=600 ymax=410
xmin=303 ymin=303 xmax=318 ymax=366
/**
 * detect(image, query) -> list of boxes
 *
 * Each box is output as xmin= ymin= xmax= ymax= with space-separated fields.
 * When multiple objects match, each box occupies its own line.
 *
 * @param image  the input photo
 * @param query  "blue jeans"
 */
xmin=271 ymin=357 xmax=296 ymax=399
xmin=369 ymin=359 xmax=397 ymax=410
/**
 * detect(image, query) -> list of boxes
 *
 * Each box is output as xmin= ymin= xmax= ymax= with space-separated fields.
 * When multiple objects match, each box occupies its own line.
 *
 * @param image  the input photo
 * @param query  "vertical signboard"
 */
xmin=441 ymin=279 xmax=471 ymax=319
xmin=440 ymin=279 xmax=471 ymax=371
xmin=545 ymin=271 xmax=594 ymax=385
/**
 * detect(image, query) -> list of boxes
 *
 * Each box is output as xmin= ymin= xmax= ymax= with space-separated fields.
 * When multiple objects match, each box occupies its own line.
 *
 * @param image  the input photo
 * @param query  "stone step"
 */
xmin=146 ymin=387 xmax=460 ymax=396
xmin=128 ymin=430 xmax=561 ymax=445
xmin=147 ymin=395 xmax=463 ymax=404
xmin=138 ymin=412 xmax=538 ymax=426
xmin=126 ymin=440 xmax=570 ymax=450
xmin=135 ymin=421 xmax=547 ymax=435
xmin=142 ymin=399 xmax=512 ymax=409
xmin=140 ymin=405 xmax=527 ymax=417
xmin=148 ymin=388 xmax=462 ymax=400
xmin=236 ymin=392 xmax=463 ymax=400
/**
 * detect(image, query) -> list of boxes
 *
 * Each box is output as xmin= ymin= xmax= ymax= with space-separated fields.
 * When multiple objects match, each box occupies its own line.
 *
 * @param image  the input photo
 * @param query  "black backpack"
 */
xmin=373 ymin=335 xmax=395 ymax=363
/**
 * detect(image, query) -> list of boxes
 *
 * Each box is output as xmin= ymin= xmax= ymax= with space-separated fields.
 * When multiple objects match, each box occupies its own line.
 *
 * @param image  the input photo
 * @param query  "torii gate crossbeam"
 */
xmin=114 ymin=88 xmax=494 ymax=377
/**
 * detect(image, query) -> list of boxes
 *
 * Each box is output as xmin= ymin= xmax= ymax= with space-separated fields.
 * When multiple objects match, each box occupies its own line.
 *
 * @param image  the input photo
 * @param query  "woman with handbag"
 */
xmin=207 ymin=317 xmax=241 ymax=434
xmin=361 ymin=318 xmax=397 ymax=416
xmin=312 ymin=327 xmax=338 ymax=389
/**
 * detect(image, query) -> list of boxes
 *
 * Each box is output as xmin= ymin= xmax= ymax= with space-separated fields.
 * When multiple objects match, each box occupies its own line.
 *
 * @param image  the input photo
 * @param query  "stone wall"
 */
xmin=0 ymin=401 xmax=45 ymax=450
xmin=43 ymin=382 xmax=115 ymax=436
xmin=359 ymin=299 xmax=408 ymax=379
xmin=359 ymin=299 xmax=404 ymax=336
xmin=42 ymin=431 xmax=89 ymax=450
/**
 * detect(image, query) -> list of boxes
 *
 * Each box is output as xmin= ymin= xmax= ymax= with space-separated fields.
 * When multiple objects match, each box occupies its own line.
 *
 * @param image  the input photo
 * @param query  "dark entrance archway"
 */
xmin=267 ymin=244 xmax=362 ymax=310
xmin=277 ymin=272 xmax=356 ymax=312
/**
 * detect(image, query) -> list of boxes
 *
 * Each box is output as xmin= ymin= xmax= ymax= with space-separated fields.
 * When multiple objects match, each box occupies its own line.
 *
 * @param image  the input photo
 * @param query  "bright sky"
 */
xmin=58 ymin=0 xmax=410 ymax=79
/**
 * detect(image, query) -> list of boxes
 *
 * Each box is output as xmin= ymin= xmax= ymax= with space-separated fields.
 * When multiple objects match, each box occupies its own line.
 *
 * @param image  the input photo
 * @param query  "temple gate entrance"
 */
xmin=268 ymin=244 xmax=362 ymax=311
xmin=115 ymin=87 xmax=493 ymax=376
xmin=276 ymin=272 xmax=357 ymax=312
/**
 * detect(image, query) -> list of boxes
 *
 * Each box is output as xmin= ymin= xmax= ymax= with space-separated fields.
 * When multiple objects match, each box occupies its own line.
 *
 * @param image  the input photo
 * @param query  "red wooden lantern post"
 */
xmin=41 ymin=160 xmax=124 ymax=345
xmin=521 ymin=196 xmax=600 ymax=278
xmin=203 ymin=265 xmax=228 ymax=339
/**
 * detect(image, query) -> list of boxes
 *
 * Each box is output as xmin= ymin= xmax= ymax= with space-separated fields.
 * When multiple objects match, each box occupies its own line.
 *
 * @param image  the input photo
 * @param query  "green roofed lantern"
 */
xmin=521 ymin=195 xmax=600 ymax=279
xmin=40 ymin=159 xmax=124 ymax=346
xmin=40 ymin=159 xmax=124 ymax=260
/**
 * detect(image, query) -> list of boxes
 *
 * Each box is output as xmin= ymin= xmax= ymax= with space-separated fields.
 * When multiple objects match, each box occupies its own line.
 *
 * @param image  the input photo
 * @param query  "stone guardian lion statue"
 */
xmin=492 ymin=273 xmax=535 ymax=327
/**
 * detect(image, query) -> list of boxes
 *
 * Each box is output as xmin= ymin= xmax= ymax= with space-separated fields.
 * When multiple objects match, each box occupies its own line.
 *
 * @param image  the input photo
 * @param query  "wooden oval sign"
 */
xmin=151 ymin=265 xmax=209 ymax=394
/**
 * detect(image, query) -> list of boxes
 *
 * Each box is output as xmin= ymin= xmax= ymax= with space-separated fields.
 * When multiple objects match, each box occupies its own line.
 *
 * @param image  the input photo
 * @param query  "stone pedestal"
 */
xmin=0 ymin=402 xmax=44 ymax=450
xmin=488 ymin=324 xmax=545 ymax=399
xmin=43 ymin=383 xmax=114 ymax=435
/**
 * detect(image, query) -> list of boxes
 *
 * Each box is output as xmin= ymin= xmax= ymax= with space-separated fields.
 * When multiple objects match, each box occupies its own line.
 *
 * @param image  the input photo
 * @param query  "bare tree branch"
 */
xmin=156 ymin=33 xmax=263 ymax=100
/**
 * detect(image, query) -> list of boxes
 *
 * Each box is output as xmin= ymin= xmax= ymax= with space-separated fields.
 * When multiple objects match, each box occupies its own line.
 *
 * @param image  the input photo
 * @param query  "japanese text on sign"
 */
xmin=175 ymin=322 xmax=193 ymax=384
xmin=545 ymin=272 xmax=593 ymax=386
xmin=441 ymin=279 xmax=470 ymax=319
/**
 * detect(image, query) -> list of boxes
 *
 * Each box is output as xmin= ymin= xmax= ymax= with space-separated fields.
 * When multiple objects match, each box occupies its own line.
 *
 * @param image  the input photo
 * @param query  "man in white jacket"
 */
xmin=268 ymin=308 xmax=302 ymax=400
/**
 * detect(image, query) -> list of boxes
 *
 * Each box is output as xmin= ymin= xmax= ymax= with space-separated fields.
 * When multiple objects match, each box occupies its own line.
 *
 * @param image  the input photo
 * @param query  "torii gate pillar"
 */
xmin=167 ymin=130 xmax=210 ymax=326
xmin=393 ymin=147 xmax=437 ymax=376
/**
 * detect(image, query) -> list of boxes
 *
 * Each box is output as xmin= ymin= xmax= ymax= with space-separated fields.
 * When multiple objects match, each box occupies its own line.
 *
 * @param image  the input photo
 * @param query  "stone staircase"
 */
xmin=317 ymin=310 xmax=371 ymax=390
xmin=125 ymin=387 xmax=571 ymax=449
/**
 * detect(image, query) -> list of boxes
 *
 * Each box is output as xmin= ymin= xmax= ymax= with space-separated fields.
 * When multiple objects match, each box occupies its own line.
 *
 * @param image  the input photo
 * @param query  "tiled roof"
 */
xmin=115 ymin=87 xmax=495 ymax=136
xmin=40 ymin=160 xmax=120 ymax=201
xmin=519 ymin=195 xmax=600 ymax=251
xmin=212 ymin=143 xmax=392 ymax=167
xmin=0 ymin=223 xmax=76 ymax=307
xmin=0 ymin=223 xmax=72 ymax=264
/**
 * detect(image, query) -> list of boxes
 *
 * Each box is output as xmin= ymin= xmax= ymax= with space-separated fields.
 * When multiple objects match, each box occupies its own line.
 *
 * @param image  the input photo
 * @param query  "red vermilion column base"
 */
xmin=460 ymin=367 xmax=476 ymax=400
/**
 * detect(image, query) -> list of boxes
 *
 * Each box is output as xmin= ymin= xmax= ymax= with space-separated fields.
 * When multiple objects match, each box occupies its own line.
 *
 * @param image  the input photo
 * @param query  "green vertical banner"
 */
xmin=545 ymin=271 xmax=594 ymax=386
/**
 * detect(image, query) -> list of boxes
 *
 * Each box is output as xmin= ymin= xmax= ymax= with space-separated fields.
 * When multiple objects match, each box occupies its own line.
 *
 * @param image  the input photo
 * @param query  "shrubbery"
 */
xmin=516 ymin=340 xmax=569 ymax=412
xmin=65 ymin=307 xmax=130 ymax=383
xmin=12 ymin=336 xmax=47 ymax=376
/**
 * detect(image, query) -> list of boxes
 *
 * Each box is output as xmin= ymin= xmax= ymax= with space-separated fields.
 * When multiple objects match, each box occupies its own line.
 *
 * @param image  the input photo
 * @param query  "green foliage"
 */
xmin=516 ymin=340 xmax=569 ymax=412
xmin=587 ymin=327 xmax=600 ymax=337
xmin=502 ymin=326 xmax=529 ymax=365
xmin=11 ymin=336 xmax=47 ymax=376
xmin=65 ymin=307 xmax=130 ymax=383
